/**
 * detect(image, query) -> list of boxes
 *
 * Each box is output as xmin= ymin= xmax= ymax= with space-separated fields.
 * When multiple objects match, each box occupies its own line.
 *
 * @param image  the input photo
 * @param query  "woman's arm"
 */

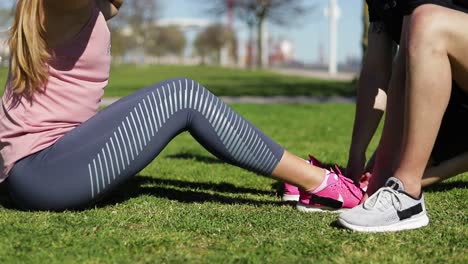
xmin=96 ymin=0 xmax=124 ymax=20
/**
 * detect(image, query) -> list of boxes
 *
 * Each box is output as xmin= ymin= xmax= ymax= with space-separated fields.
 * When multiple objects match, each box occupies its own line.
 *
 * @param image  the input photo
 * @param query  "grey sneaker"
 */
xmin=337 ymin=177 xmax=429 ymax=232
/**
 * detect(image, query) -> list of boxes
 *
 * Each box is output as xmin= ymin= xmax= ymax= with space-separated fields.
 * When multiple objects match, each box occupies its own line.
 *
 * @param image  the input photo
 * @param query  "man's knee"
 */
xmin=406 ymin=5 xmax=452 ymax=56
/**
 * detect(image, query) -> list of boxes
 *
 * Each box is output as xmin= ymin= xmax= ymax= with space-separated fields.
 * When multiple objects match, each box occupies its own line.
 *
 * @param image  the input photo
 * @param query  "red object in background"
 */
xmin=227 ymin=0 xmax=234 ymax=29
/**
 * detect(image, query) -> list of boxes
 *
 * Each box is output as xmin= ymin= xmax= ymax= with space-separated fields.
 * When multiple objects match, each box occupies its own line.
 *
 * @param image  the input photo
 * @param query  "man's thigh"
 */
xmin=407 ymin=4 xmax=468 ymax=91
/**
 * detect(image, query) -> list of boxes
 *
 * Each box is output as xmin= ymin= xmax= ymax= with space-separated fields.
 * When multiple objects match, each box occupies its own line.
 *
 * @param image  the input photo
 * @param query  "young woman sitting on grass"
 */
xmin=0 ymin=0 xmax=363 ymax=211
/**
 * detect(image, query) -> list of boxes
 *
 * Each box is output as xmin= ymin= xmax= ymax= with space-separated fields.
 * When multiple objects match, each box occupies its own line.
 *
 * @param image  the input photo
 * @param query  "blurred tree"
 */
xmin=0 ymin=4 xmax=13 ymax=63
xmin=362 ymin=1 xmax=370 ymax=55
xmin=207 ymin=0 xmax=312 ymax=69
xmin=119 ymin=0 xmax=159 ymax=33
xmin=0 ymin=2 xmax=14 ymax=31
xmin=194 ymin=24 xmax=236 ymax=65
xmin=109 ymin=26 xmax=136 ymax=58
xmin=145 ymin=26 xmax=186 ymax=60
xmin=228 ymin=29 xmax=238 ymax=64
xmin=0 ymin=9 xmax=11 ymax=30
xmin=194 ymin=32 xmax=210 ymax=65
xmin=115 ymin=0 xmax=160 ymax=55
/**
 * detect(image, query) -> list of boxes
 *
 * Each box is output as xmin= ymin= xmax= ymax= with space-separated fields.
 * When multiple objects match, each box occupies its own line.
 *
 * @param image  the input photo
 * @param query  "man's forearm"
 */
xmin=348 ymin=68 xmax=389 ymax=159
xmin=348 ymin=24 xmax=394 ymax=160
xmin=347 ymin=67 xmax=391 ymax=182
xmin=346 ymin=24 xmax=394 ymax=180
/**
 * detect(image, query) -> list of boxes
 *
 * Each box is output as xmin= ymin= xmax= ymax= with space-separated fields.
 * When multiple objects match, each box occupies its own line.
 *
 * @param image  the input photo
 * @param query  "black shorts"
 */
xmin=367 ymin=0 xmax=468 ymax=43
xmin=401 ymin=0 xmax=468 ymax=15
xmin=432 ymin=82 xmax=468 ymax=164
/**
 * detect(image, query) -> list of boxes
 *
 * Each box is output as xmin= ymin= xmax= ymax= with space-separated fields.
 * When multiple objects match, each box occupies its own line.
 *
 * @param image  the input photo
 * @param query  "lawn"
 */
xmin=0 ymin=103 xmax=466 ymax=263
xmin=0 ymin=64 xmax=356 ymax=97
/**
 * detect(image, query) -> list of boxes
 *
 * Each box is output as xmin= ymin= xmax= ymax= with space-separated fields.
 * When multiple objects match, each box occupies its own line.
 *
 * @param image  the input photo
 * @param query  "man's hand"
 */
xmin=346 ymin=155 xmax=366 ymax=183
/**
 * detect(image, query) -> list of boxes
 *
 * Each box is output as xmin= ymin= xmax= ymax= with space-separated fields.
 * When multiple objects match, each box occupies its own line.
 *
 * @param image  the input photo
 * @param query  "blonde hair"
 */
xmin=9 ymin=0 xmax=49 ymax=96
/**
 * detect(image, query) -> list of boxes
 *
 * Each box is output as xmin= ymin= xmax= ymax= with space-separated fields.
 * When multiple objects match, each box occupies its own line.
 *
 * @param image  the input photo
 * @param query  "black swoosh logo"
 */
xmin=397 ymin=203 xmax=423 ymax=220
xmin=310 ymin=195 xmax=343 ymax=209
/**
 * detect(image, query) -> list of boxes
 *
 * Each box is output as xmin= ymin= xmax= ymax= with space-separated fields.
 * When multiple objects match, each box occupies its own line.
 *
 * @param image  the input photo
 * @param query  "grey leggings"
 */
xmin=7 ymin=78 xmax=284 ymax=211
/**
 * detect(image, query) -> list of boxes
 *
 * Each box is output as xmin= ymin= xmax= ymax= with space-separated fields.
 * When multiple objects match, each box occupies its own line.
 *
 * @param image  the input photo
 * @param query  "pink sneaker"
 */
xmin=282 ymin=154 xmax=324 ymax=202
xmin=282 ymin=183 xmax=300 ymax=201
xmin=296 ymin=166 xmax=364 ymax=213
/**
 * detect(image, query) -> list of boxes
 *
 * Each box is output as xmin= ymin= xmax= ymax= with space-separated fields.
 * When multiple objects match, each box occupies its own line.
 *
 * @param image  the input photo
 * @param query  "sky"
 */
xmin=160 ymin=0 xmax=364 ymax=64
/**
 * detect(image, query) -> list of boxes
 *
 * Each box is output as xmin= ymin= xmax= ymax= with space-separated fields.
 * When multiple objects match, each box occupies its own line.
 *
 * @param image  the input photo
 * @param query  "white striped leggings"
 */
xmin=7 ymin=78 xmax=284 ymax=211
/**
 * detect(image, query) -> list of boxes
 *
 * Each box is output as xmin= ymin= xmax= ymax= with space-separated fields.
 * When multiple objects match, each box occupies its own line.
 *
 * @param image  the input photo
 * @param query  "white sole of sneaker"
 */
xmin=296 ymin=202 xmax=346 ymax=213
xmin=337 ymin=212 xmax=429 ymax=232
xmin=282 ymin=194 xmax=300 ymax=202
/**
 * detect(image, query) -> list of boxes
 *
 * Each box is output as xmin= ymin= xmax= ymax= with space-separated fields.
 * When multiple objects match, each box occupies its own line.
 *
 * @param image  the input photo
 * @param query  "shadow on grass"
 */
xmin=140 ymin=177 xmax=273 ymax=195
xmin=329 ymin=220 xmax=345 ymax=230
xmin=0 ymin=176 xmax=285 ymax=210
xmin=166 ymin=153 xmax=223 ymax=164
xmin=96 ymin=175 xmax=283 ymax=208
xmin=0 ymin=182 xmax=14 ymax=209
xmin=424 ymin=181 xmax=467 ymax=193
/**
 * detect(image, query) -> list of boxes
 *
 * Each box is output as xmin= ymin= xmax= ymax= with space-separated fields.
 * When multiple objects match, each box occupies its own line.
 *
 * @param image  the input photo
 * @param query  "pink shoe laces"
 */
xmin=330 ymin=165 xmax=364 ymax=200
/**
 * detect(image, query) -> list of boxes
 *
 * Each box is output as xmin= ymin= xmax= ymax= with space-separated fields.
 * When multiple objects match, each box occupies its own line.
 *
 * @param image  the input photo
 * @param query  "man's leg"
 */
xmin=338 ymin=4 xmax=468 ymax=232
xmin=394 ymin=5 xmax=468 ymax=197
xmin=422 ymin=152 xmax=468 ymax=187
xmin=363 ymin=83 xmax=468 ymax=188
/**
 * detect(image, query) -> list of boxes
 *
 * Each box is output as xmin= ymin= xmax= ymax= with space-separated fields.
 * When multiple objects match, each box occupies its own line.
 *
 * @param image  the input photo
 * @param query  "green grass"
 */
xmin=106 ymin=65 xmax=355 ymax=97
xmin=0 ymin=104 xmax=466 ymax=263
xmin=0 ymin=65 xmax=356 ymax=97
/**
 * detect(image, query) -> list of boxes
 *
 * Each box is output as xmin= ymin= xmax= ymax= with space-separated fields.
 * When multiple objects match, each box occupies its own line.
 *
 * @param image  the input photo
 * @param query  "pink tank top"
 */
xmin=0 ymin=4 xmax=111 ymax=181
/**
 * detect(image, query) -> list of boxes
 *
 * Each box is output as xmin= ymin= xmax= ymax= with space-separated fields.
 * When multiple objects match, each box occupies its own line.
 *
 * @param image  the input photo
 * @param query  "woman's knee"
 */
xmin=165 ymin=78 xmax=206 ymax=93
xmin=155 ymin=78 xmax=212 ymax=111
xmin=160 ymin=77 xmax=208 ymax=95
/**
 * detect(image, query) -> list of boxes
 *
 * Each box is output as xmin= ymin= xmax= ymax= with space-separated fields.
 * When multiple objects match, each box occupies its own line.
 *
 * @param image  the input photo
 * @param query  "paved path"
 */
xmin=270 ymin=68 xmax=357 ymax=82
xmin=100 ymin=96 xmax=355 ymax=106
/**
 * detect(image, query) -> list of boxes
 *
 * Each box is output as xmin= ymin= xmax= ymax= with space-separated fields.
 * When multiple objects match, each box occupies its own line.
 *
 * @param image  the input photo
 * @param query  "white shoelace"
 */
xmin=364 ymin=187 xmax=402 ymax=212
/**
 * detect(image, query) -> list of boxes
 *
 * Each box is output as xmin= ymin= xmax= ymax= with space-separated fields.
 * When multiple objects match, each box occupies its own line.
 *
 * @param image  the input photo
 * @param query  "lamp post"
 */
xmin=326 ymin=0 xmax=340 ymax=75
